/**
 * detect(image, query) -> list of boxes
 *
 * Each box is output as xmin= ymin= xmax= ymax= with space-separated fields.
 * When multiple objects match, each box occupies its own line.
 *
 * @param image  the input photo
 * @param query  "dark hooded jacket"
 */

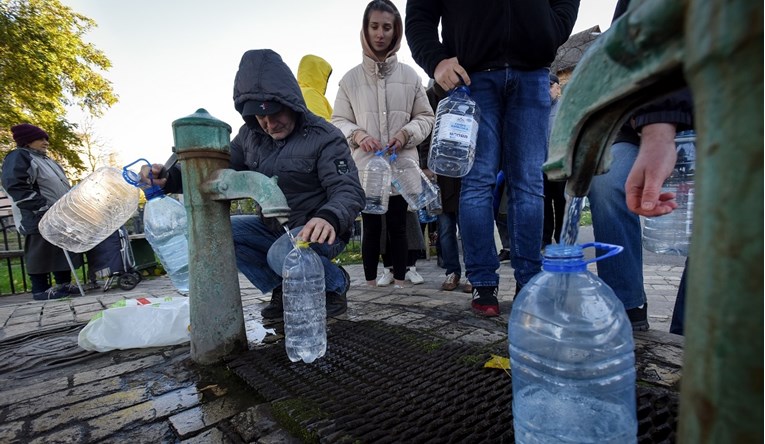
xmin=166 ymin=49 xmax=365 ymax=242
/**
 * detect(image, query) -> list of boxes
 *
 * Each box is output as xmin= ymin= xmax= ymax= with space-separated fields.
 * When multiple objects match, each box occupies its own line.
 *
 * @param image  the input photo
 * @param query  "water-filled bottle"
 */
xmin=123 ymin=159 xmax=189 ymax=294
xmin=642 ymin=130 xmax=695 ymax=256
xmin=39 ymin=167 xmax=140 ymax=253
xmin=428 ymin=85 xmax=480 ymax=177
xmin=282 ymin=239 xmax=326 ymax=363
xmin=417 ymin=183 xmax=442 ymax=223
xmin=360 ymin=150 xmax=392 ymax=214
xmin=390 ymin=155 xmax=438 ymax=210
xmin=509 ymin=243 xmax=637 ymax=444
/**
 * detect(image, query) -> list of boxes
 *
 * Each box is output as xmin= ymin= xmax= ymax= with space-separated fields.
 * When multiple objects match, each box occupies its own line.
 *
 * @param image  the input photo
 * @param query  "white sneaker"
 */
xmin=377 ymin=269 xmax=394 ymax=287
xmin=406 ymin=267 xmax=424 ymax=285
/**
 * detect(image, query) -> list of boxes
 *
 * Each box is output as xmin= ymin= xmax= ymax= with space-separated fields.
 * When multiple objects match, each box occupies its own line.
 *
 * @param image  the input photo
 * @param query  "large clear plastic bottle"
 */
xmin=360 ymin=150 xmax=392 ymax=214
xmin=509 ymin=243 xmax=637 ymax=444
xmin=642 ymin=130 xmax=695 ymax=256
xmin=39 ymin=167 xmax=140 ymax=253
xmin=143 ymin=189 xmax=190 ymax=294
xmin=282 ymin=239 xmax=326 ymax=363
xmin=122 ymin=159 xmax=189 ymax=294
xmin=428 ymin=85 xmax=481 ymax=177
xmin=390 ymin=155 xmax=438 ymax=210
xmin=417 ymin=183 xmax=442 ymax=224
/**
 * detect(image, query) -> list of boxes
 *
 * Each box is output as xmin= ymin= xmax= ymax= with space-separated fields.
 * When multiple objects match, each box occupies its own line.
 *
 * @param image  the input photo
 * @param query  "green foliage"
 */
xmin=0 ymin=0 xmax=117 ymax=171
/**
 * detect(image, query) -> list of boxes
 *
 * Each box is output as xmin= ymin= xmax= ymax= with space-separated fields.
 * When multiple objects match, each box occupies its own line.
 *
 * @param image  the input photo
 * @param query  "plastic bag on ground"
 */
xmin=78 ymin=296 xmax=190 ymax=352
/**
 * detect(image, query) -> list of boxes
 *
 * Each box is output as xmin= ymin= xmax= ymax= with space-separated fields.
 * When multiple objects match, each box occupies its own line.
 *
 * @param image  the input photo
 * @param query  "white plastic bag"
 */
xmin=78 ymin=296 xmax=190 ymax=352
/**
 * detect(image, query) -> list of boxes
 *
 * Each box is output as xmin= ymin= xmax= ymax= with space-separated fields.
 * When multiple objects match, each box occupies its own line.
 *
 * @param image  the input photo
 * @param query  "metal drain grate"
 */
xmin=228 ymin=320 xmax=678 ymax=443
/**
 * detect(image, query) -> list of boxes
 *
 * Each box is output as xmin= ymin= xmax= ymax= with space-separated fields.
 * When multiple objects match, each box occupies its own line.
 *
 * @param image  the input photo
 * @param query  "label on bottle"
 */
xmin=437 ymin=114 xmax=475 ymax=144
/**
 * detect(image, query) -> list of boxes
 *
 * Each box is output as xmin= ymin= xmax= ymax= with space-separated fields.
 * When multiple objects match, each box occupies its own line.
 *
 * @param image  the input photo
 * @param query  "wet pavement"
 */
xmin=0 ymin=227 xmax=685 ymax=443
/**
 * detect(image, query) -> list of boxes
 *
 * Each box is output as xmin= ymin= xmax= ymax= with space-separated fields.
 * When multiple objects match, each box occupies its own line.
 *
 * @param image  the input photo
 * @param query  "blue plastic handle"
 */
xmin=581 ymin=242 xmax=624 ymax=265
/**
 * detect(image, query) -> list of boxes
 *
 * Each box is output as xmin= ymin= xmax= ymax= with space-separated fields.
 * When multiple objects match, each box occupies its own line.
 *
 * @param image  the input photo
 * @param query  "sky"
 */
xmin=60 ymin=0 xmax=617 ymax=167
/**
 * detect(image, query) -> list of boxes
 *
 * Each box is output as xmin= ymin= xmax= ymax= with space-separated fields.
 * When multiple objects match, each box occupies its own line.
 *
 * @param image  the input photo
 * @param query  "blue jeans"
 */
xmin=588 ymin=142 xmax=646 ymax=310
xmin=438 ymin=211 xmax=462 ymax=276
xmin=459 ymin=68 xmax=548 ymax=288
xmin=230 ymin=215 xmax=347 ymax=294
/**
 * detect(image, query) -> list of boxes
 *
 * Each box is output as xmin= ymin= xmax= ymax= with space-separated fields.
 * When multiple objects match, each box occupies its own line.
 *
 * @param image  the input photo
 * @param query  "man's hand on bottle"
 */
xmin=434 ymin=57 xmax=471 ymax=92
xmin=299 ymin=217 xmax=336 ymax=245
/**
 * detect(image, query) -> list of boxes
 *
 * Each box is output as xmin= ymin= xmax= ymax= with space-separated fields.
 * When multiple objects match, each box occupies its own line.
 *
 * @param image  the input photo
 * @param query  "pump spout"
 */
xmin=544 ymin=0 xmax=686 ymax=196
xmin=202 ymin=169 xmax=290 ymax=224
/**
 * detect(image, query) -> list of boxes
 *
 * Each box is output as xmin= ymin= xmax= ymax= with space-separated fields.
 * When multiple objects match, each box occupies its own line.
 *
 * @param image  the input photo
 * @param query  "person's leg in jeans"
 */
xmin=502 ymin=68 xmax=548 ymax=290
xmin=670 ymin=257 xmax=689 ymax=335
xmin=438 ymin=210 xmax=462 ymax=290
xmin=588 ymin=142 xmax=649 ymax=330
xmin=231 ymin=215 xmax=283 ymax=294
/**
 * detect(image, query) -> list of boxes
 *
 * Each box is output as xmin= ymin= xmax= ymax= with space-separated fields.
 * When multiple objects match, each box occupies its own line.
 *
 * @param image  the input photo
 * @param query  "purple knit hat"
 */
xmin=11 ymin=124 xmax=49 ymax=147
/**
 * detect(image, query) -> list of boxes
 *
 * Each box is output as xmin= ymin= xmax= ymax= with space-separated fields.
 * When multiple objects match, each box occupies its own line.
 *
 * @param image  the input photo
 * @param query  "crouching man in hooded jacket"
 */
xmin=143 ymin=49 xmax=365 ymax=319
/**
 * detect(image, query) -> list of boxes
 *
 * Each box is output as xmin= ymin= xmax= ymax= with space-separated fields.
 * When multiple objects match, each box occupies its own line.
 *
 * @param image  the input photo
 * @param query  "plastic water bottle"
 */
xmin=509 ymin=243 xmax=637 ymax=444
xmin=282 ymin=239 xmax=326 ymax=363
xmin=123 ymin=159 xmax=189 ymax=294
xmin=390 ymin=155 xmax=438 ymax=210
xmin=417 ymin=184 xmax=442 ymax=223
xmin=642 ymin=130 xmax=695 ymax=256
xmin=39 ymin=167 xmax=140 ymax=253
xmin=360 ymin=150 xmax=391 ymax=214
xmin=428 ymin=85 xmax=480 ymax=177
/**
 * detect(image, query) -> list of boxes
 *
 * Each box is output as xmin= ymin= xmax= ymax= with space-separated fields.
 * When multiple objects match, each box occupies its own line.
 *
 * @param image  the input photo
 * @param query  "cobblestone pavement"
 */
xmin=0 ymin=227 xmax=684 ymax=443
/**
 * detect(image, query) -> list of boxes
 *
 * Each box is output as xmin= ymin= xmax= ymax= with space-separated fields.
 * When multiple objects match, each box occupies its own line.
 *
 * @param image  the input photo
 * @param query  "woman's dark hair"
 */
xmin=363 ymin=0 xmax=401 ymax=54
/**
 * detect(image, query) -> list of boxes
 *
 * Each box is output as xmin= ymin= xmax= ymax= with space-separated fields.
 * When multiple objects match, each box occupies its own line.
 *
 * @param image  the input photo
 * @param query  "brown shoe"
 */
xmin=462 ymin=282 xmax=473 ymax=293
xmin=440 ymin=272 xmax=460 ymax=291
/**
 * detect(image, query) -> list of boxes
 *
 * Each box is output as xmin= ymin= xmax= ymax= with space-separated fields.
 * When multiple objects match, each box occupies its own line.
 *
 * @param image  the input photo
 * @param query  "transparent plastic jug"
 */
xmin=39 ymin=167 xmax=140 ymax=253
xmin=360 ymin=150 xmax=392 ymax=214
xmin=123 ymin=159 xmax=189 ymax=294
xmin=390 ymin=154 xmax=438 ymax=210
xmin=428 ymin=85 xmax=480 ymax=177
xmin=282 ymin=239 xmax=327 ymax=363
xmin=509 ymin=243 xmax=637 ymax=444
xmin=642 ymin=130 xmax=695 ymax=256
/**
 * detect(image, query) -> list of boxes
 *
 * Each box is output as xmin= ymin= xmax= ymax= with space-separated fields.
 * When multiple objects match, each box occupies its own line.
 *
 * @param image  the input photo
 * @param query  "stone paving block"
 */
xmin=30 ymin=385 xmax=149 ymax=434
xmin=0 ymin=307 xmax=14 ymax=325
xmin=5 ymin=314 xmax=40 ymax=326
xmin=455 ymin=327 xmax=506 ymax=345
xmin=0 ymin=418 xmax=24 ymax=443
xmin=0 ymin=324 xmax=39 ymax=340
xmin=228 ymin=404 xmax=280 ymax=442
xmin=169 ymin=395 xmax=243 ymax=438
xmin=85 ymin=399 xmax=157 ymax=441
xmin=431 ymin=322 xmax=483 ymax=341
xmin=3 ymin=376 xmax=123 ymax=421
xmin=379 ymin=311 xmax=427 ymax=326
xmin=73 ymin=355 xmax=167 ymax=385
xmin=349 ymin=307 xmax=400 ymax=321
xmin=179 ymin=426 xmax=231 ymax=444
xmin=27 ymin=425 xmax=85 ymax=444
xmin=40 ymin=313 xmax=75 ymax=327
xmin=76 ymin=311 xmax=101 ymax=323
xmin=12 ymin=305 xmax=42 ymax=316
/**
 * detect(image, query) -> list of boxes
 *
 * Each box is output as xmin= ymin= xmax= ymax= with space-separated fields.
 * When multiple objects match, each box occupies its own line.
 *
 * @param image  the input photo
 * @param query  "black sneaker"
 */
xmin=627 ymin=303 xmax=650 ymax=332
xmin=32 ymin=285 xmax=70 ymax=301
xmin=471 ymin=286 xmax=500 ymax=317
xmin=326 ymin=266 xmax=349 ymax=317
xmin=261 ymin=286 xmax=284 ymax=319
xmin=497 ymin=249 xmax=511 ymax=263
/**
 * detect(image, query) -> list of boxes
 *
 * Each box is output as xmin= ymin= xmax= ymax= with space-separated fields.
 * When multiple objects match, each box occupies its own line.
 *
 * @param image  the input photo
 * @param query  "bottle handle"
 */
xmin=580 ymin=242 xmax=624 ymax=265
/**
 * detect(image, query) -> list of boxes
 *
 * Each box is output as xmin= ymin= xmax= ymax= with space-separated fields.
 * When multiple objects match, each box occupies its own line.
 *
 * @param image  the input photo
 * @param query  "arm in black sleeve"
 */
xmin=405 ymin=0 xmax=449 ymax=78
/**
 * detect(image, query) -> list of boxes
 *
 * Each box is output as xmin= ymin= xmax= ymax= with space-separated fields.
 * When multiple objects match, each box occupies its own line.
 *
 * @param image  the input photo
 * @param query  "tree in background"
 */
xmin=0 ymin=0 xmax=117 ymax=171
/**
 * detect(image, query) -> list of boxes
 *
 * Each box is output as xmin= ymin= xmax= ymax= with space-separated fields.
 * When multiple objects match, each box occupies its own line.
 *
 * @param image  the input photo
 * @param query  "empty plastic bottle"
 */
xmin=123 ymin=159 xmax=189 ymax=294
xmin=39 ymin=167 xmax=140 ymax=253
xmin=418 ymin=183 xmax=442 ymax=223
xmin=428 ymin=85 xmax=481 ymax=177
xmin=509 ymin=243 xmax=637 ymax=444
xmin=360 ymin=150 xmax=392 ymax=214
xmin=642 ymin=130 xmax=695 ymax=256
xmin=390 ymin=154 xmax=438 ymax=210
xmin=282 ymin=238 xmax=326 ymax=363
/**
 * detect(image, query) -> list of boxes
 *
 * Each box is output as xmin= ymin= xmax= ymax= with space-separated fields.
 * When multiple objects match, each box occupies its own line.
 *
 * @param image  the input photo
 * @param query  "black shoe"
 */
xmin=627 ymin=303 xmax=650 ymax=332
xmin=32 ymin=285 xmax=70 ymax=301
xmin=326 ymin=266 xmax=349 ymax=317
xmin=497 ymin=249 xmax=511 ymax=263
xmin=261 ymin=286 xmax=284 ymax=319
xmin=471 ymin=286 xmax=500 ymax=317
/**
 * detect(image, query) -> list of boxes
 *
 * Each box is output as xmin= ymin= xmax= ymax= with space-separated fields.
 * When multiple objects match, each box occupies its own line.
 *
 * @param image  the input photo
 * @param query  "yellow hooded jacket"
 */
xmin=297 ymin=55 xmax=334 ymax=121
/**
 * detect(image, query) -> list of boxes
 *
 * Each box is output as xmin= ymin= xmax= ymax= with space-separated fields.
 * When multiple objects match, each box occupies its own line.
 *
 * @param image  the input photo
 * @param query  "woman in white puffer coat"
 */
xmin=332 ymin=0 xmax=434 ymax=289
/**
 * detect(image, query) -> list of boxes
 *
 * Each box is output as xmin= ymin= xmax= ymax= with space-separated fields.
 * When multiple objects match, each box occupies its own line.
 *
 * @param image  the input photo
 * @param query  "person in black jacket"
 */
xmin=406 ymin=0 xmax=580 ymax=316
xmin=588 ymin=0 xmax=693 ymax=333
xmin=142 ymin=49 xmax=365 ymax=320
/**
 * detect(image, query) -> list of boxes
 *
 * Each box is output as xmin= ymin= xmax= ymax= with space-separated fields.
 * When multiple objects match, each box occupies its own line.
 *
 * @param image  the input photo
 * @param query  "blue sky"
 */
xmin=60 ymin=0 xmax=617 ymax=167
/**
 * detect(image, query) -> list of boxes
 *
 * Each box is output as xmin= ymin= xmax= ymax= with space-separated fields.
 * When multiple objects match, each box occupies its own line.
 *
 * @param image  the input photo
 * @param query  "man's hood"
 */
xmin=233 ymin=49 xmax=308 ymax=117
xmin=297 ymin=55 xmax=333 ymax=95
